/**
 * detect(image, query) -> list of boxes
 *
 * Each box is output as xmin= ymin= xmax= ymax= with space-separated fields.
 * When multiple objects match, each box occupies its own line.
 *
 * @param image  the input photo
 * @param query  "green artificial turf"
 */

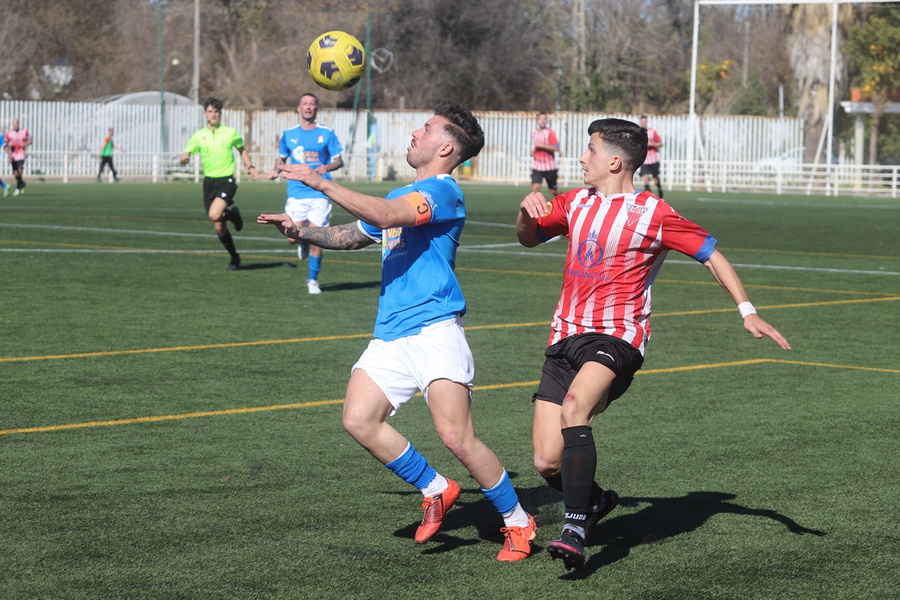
xmin=1 ymin=182 xmax=898 ymax=598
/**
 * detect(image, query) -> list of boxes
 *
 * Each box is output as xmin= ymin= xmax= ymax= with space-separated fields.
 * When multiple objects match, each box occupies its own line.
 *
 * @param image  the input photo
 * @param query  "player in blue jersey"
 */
xmin=267 ymin=93 xmax=344 ymax=294
xmin=0 ymin=137 xmax=9 ymax=196
xmin=257 ymin=101 xmax=536 ymax=562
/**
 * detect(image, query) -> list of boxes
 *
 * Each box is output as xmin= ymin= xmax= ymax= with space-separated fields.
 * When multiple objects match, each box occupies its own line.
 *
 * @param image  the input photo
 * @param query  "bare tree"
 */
xmin=370 ymin=0 xmax=565 ymax=110
xmin=0 ymin=7 xmax=40 ymax=99
xmin=785 ymin=3 xmax=858 ymax=162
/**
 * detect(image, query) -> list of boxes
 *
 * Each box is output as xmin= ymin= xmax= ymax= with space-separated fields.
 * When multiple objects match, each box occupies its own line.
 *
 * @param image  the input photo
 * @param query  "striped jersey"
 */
xmin=532 ymin=127 xmax=558 ymax=171
xmin=5 ymin=128 xmax=31 ymax=161
xmin=644 ymin=127 xmax=662 ymax=165
xmin=535 ymin=188 xmax=717 ymax=355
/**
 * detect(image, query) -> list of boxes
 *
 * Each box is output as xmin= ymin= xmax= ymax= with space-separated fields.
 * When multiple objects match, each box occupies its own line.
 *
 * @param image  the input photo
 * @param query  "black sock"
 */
xmin=560 ymin=425 xmax=596 ymax=530
xmin=543 ymin=473 xmax=563 ymax=492
xmin=657 ymin=185 xmax=664 ymax=199
xmin=219 ymin=231 xmax=237 ymax=257
xmin=545 ymin=473 xmax=603 ymax=503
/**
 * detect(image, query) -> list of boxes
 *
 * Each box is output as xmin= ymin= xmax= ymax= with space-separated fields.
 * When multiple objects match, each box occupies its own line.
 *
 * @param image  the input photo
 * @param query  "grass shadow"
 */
xmin=561 ymin=490 xmax=826 ymax=580
xmin=233 ymin=261 xmax=297 ymax=270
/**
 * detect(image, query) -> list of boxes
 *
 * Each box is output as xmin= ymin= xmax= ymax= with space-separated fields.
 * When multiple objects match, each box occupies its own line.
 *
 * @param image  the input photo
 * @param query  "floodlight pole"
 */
xmin=158 ymin=0 xmax=167 ymax=181
xmin=190 ymin=0 xmax=200 ymax=105
xmin=366 ymin=13 xmax=373 ymax=180
xmin=687 ymin=0 xmax=701 ymax=192
xmin=826 ymin=0 xmax=839 ymax=194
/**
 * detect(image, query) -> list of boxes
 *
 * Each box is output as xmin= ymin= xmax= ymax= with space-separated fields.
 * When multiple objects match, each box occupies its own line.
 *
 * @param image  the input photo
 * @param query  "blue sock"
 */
xmin=482 ymin=470 xmax=519 ymax=515
xmin=308 ymin=255 xmax=322 ymax=280
xmin=384 ymin=443 xmax=436 ymax=490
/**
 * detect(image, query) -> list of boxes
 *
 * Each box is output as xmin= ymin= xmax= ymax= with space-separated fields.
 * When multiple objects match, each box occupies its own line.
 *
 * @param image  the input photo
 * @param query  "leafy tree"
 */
xmin=694 ymin=59 xmax=732 ymax=115
xmin=785 ymin=3 xmax=859 ymax=163
xmin=846 ymin=8 xmax=900 ymax=164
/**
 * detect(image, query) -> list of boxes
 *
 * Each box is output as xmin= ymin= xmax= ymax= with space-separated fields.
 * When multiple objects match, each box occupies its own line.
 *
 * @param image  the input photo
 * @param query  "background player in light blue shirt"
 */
xmin=0 ymin=137 xmax=8 ymax=196
xmin=257 ymin=101 xmax=537 ymax=562
xmin=267 ymin=93 xmax=343 ymax=294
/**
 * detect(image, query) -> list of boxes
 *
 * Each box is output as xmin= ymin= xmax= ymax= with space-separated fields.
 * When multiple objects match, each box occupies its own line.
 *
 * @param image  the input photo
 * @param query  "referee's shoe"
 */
xmin=228 ymin=206 xmax=244 ymax=231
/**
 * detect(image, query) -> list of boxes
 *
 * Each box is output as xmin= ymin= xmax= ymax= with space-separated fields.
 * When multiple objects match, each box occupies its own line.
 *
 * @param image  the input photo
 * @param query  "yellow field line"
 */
xmin=5 ymin=296 xmax=899 ymax=364
xmin=655 ymin=279 xmax=899 ymax=297
xmin=0 ymin=399 xmax=346 ymax=435
xmin=2 ymin=358 xmax=895 ymax=436
xmin=0 ymin=333 xmax=372 ymax=363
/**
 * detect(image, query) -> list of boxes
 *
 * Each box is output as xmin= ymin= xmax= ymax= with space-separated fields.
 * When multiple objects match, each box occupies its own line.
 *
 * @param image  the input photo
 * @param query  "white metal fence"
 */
xmin=2 ymin=99 xmax=896 ymax=197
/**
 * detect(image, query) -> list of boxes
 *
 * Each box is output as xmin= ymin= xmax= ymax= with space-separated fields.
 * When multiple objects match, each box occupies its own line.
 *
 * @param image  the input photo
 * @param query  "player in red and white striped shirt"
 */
xmin=639 ymin=115 xmax=664 ymax=198
xmin=531 ymin=112 xmax=560 ymax=195
xmin=5 ymin=118 xmax=32 ymax=196
xmin=516 ymin=117 xmax=790 ymax=571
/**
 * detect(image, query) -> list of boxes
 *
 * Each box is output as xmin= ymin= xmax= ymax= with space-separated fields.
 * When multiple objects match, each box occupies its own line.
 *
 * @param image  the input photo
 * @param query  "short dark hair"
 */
xmin=434 ymin=101 xmax=484 ymax=164
xmin=587 ymin=118 xmax=648 ymax=172
xmin=300 ymin=92 xmax=318 ymax=105
xmin=203 ymin=97 xmax=223 ymax=111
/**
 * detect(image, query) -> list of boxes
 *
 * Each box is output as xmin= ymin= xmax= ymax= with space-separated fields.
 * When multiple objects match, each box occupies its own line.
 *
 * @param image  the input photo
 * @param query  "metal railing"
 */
xmin=12 ymin=149 xmax=900 ymax=198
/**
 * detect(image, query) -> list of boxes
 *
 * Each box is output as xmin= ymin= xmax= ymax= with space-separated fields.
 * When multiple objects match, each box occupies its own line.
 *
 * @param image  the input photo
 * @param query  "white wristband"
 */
xmin=738 ymin=301 xmax=757 ymax=319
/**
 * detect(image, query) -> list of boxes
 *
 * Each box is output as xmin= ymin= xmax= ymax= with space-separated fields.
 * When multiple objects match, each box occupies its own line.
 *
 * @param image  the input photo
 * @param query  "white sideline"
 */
xmin=1 ymin=223 xmax=898 ymax=276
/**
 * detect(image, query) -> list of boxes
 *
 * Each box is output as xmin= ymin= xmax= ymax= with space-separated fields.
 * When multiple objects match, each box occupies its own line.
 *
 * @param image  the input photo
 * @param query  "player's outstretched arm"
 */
xmin=257 ymin=214 xmax=373 ymax=250
xmin=704 ymin=250 xmax=791 ymax=350
xmin=277 ymin=163 xmax=416 ymax=228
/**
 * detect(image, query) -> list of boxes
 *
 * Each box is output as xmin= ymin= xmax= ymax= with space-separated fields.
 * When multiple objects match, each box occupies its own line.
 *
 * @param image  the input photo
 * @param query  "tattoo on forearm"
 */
xmin=295 ymin=222 xmax=373 ymax=250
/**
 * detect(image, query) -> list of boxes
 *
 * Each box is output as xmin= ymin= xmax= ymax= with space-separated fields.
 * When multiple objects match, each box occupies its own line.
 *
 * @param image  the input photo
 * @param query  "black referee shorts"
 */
xmin=202 ymin=176 xmax=238 ymax=213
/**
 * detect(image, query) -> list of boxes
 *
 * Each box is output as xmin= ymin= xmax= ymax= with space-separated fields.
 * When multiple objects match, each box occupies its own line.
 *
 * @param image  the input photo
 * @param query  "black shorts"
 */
xmin=10 ymin=159 xmax=25 ymax=172
xmin=202 ymin=176 xmax=238 ymax=213
xmin=533 ymin=333 xmax=644 ymax=406
xmin=531 ymin=169 xmax=558 ymax=190
xmin=639 ymin=162 xmax=661 ymax=178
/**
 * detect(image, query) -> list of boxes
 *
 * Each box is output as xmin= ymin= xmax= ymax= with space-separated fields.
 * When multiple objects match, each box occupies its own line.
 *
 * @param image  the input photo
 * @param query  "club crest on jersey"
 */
xmin=291 ymin=146 xmax=306 ymax=162
xmin=625 ymin=203 xmax=648 ymax=228
xmin=577 ymin=230 xmax=604 ymax=268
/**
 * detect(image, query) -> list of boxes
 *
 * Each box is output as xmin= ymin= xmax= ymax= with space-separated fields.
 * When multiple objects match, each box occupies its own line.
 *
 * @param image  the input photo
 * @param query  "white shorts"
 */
xmin=352 ymin=316 xmax=475 ymax=415
xmin=285 ymin=196 xmax=332 ymax=227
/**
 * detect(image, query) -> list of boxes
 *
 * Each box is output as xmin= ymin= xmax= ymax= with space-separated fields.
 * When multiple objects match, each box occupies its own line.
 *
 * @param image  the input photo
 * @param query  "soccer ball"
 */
xmin=306 ymin=31 xmax=367 ymax=91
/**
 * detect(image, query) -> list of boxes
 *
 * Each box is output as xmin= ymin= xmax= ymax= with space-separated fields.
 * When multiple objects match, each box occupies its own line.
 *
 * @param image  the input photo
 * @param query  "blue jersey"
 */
xmin=358 ymin=175 xmax=467 ymax=341
xmin=278 ymin=123 xmax=343 ymax=200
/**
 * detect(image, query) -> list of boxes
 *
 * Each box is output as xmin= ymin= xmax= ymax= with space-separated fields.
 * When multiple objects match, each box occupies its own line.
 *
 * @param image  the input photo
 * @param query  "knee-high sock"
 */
xmin=218 ymin=231 xmax=237 ymax=257
xmin=384 ymin=442 xmax=439 ymax=491
xmin=308 ymin=255 xmax=322 ymax=280
xmin=544 ymin=471 xmax=604 ymax=505
xmin=560 ymin=425 xmax=596 ymax=527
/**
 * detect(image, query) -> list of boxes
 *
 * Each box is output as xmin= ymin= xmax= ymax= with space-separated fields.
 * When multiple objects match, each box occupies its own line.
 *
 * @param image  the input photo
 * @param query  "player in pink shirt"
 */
xmin=5 ymin=118 xmax=32 ymax=196
xmin=639 ymin=115 xmax=663 ymax=198
xmin=531 ymin=112 xmax=560 ymax=196
xmin=516 ymin=117 xmax=790 ymax=571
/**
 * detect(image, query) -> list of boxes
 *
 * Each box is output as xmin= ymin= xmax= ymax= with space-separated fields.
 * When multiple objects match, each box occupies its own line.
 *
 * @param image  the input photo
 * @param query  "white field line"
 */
xmin=696 ymin=197 xmax=900 ymax=210
xmin=2 ymin=223 xmax=899 ymax=276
